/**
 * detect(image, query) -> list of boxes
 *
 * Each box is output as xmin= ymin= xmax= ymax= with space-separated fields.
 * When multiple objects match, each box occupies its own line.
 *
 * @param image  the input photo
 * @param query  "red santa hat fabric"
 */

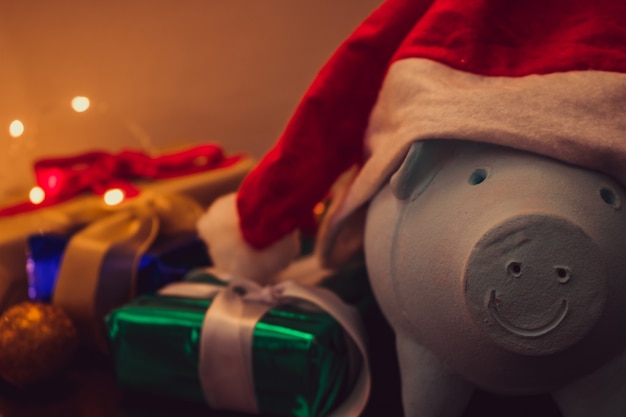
xmin=198 ymin=0 xmax=626 ymax=281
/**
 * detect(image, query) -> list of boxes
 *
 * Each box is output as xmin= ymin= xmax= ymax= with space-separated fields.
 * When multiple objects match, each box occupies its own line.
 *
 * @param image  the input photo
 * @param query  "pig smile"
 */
xmin=488 ymin=290 xmax=568 ymax=338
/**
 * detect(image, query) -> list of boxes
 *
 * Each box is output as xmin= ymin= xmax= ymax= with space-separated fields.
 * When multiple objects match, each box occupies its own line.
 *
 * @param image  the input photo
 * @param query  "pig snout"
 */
xmin=463 ymin=213 xmax=608 ymax=356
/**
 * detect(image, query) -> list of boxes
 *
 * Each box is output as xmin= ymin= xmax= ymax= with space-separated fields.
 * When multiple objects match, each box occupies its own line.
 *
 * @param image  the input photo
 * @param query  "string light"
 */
xmin=71 ymin=96 xmax=90 ymax=112
xmin=103 ymin=188 xmax=125 ymax=206
xmin=9 ymin=120 xmax=24 ymax=138
xmin=29 ymin=187 xmax=45 ymax=205
xmin=193 ymin=156 xmax=208 ymax=166
xmin=313 ymin=202 xmax=326 ymax=217
xmin=47 ymin=174 xmax=58 ymax=190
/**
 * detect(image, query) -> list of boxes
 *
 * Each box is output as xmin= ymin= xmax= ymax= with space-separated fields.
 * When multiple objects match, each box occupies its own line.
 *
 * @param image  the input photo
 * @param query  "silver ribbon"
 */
xmin=159 ymin=270 xmax=371 ymax=416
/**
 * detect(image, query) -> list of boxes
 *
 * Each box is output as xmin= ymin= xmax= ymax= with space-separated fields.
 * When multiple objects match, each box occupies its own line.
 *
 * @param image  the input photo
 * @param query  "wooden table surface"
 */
xmin=0 ymin=278 xmax=563 ymax=417
xmin=0 ymin=338 xmax=564 ymax=417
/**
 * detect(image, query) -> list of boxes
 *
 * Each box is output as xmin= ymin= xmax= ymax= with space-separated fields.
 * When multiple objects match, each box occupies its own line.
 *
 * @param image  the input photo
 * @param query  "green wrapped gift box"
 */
xmin=106 ymin=261 xmax=371 ymax=417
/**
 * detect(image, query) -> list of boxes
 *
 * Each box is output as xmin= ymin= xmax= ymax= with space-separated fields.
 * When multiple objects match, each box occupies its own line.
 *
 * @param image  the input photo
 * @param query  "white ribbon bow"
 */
xmin=159 ymin=269 xmax=371 ymax=417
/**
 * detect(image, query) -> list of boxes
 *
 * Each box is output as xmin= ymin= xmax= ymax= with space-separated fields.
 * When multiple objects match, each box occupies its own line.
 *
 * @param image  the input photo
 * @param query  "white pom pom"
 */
xmin=196 ymin=193 xmax=300 ymax=283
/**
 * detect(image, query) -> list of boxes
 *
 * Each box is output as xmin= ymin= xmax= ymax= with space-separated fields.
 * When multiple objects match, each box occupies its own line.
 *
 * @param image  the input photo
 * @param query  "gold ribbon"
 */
xmin=51 ymin=192 xmax=204 ymax=351
xmin=159 ymin=272 xmax=371 ymax=417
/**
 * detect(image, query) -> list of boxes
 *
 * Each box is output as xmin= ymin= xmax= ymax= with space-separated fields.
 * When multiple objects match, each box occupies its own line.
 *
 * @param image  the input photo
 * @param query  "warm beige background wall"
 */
xmin=0 ymin=0 xmax=382 ymax=197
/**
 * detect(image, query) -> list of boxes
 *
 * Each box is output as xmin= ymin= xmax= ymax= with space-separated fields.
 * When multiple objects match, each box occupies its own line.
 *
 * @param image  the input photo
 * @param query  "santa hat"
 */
xmin=198 ymin=0 xmax=626 ymax=283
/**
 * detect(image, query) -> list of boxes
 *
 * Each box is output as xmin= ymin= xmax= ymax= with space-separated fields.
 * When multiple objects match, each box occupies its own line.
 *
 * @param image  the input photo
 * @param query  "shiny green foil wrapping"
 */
xmin=105 ymin=268 xmax=366 ymax=417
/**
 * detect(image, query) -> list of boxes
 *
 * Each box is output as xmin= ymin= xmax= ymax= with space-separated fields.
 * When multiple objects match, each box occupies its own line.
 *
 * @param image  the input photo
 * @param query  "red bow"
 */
xmin=0 ymin=144 xmax=242 ymax=217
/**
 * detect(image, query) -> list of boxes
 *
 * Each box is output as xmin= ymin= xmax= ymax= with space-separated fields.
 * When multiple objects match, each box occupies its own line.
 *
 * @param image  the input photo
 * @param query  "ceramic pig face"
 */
xmin=364 ymin=139 xmax=626 ymax=417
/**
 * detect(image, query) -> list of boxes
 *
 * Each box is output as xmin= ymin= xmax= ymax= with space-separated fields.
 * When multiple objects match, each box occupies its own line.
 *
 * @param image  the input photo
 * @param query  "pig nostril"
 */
xmin=599 ymin=187 xmax=621 ymax=208
xmin=506 ymin=262 xmax=522 ymax=277
xmin=469 ymin=169 xmax=488 ymax=185
xmin=555 ymin=267 xmax=571 ymax=284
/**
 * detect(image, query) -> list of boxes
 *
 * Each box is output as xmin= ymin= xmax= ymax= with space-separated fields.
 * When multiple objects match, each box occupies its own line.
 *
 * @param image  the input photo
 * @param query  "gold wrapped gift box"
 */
xmin=0 ymin=155 xmax=254 ymax=313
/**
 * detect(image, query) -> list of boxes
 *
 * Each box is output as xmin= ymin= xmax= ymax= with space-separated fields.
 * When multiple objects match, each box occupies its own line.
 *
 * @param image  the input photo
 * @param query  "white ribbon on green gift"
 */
xmin=159 ymin=270 xmax=371 ymax=417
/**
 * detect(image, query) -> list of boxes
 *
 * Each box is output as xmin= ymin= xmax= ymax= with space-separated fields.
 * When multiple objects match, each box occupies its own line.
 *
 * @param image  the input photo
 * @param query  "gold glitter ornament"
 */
xmin=0 ymin=302 xmax=78 ymax=387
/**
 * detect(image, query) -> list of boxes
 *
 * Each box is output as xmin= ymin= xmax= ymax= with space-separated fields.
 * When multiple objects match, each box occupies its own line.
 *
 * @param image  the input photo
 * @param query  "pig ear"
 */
xmin=390 ymin=140 xmax=442 ymax=200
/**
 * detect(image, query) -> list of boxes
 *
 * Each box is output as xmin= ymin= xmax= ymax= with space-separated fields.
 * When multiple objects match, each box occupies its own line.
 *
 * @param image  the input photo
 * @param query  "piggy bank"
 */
xmin=364 ymin=139 xmax=626 ymax=417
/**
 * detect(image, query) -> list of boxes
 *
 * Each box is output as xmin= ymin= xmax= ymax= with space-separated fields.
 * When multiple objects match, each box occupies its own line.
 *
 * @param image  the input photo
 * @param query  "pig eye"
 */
xmin=555 ymin=267 xmax=571 ymax=284
xmin=599 ymin=187 xmax=621 ymax=209
xmin=469 ymin=168 xmax=488 ymax=185
xmin=506 ymin=261 xmax=522 ymax=278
